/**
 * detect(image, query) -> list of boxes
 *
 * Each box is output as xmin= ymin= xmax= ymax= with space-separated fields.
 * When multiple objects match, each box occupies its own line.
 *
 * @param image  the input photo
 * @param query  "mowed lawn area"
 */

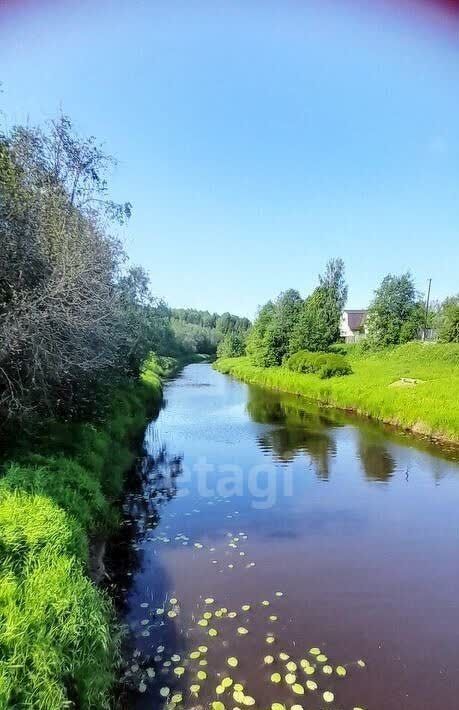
xmin=215 ymin=342 xmax=459 ymax=443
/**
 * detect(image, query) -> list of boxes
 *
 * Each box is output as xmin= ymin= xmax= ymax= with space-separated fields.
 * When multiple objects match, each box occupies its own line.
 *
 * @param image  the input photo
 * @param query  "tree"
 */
xmin=366 ymin=272 xmax=423 ymax=348
xmin=0 ymin=115 xmax=150 ymax=420
xmin=216 ymin=331 xmax=246 ymax=358
xmin=289 ymin=258 xmax=347 ymax=353
xmin=246 ymin=301 xmax=277 ymax=367
xmin=437 ymin=295 xmax=459 ymax=343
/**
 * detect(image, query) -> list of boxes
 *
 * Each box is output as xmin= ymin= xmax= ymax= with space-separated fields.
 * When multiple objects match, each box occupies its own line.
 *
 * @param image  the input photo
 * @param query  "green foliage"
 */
xmin=246 ymin=301 xmax=278 ymax=367
xmin=217 ymin=331 xmax=246 ymax=358
xmin=216 ymin=342 xmax=459 ymax=442
xmin=286 ymin=351 xmax=353 ymax=378
xmin=437 ymin=295 xmax=459 ymax=343
xmin=245 ymin=258 xmax=348 ymax=367
xmin=171 ymin=308 xmax=250 ymax=355
xmin=366 ymin=272 xmax=424 ymax=348
xmin=289 ymin=258 xmax=347 ymax=354
xmin=0 ymin=354 xmax=171 ymax=709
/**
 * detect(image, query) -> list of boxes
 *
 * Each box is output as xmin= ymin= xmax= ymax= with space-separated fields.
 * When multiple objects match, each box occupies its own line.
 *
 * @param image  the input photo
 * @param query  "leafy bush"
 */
xmin=286 ymin=350 xmax=353 ymax=378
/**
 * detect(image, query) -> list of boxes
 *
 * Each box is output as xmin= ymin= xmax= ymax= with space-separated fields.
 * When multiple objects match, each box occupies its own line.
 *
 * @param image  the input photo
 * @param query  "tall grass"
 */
xmin=215 ymin=343 xmax=459 ymax=443
xmin=0 ymin=354 xmax=176 ymax=709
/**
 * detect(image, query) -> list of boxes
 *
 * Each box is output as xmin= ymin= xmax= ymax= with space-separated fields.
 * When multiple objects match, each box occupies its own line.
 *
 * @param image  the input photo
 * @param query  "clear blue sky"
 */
xmin=1 ymin=0 xmax=458 ymax=318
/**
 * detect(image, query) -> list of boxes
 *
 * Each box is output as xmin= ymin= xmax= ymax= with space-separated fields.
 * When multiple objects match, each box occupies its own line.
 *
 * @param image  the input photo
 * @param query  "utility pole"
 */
xmin=423 ymin=278 xmax=432 ymax=341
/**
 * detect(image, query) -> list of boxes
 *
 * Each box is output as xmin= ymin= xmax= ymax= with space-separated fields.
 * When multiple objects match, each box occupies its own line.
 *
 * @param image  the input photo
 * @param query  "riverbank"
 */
xmin=215 ymin=342 xmax=459 ymax=444
xmin=0 ymin=354 xmax=193 ymax=709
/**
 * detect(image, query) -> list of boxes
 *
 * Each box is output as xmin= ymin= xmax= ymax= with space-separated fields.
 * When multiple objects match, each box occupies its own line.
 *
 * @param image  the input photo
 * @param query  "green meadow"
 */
xmin=215 ymin=343 xmax=459 ymax=444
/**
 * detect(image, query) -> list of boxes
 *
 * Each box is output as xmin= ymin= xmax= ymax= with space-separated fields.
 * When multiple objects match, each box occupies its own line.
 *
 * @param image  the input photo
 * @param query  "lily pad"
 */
xmin=292 ymin=684 xmax=304 ymax=695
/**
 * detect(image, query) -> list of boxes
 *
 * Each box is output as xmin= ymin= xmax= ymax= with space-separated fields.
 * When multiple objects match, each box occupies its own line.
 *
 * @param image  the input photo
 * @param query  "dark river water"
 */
xmin=111 ymin=363 xmax=459 ymax=710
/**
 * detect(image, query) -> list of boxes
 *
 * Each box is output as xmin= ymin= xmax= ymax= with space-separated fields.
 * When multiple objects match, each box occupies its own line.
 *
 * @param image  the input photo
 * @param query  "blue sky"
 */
xmin=1 ymin=0 xmax=458 ymax=318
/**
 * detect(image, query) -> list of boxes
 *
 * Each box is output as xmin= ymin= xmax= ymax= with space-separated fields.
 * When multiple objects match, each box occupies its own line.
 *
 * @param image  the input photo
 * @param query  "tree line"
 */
xmin=171 ymin=308 xmax=250 ymax=355
xmin=230 ymin=260 xmax=459 ymax=366
xmin=0 ymin=115 xmax=248 ymax=423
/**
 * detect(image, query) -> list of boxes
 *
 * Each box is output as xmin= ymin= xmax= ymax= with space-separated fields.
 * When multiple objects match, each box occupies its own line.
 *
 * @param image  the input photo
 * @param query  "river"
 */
xmin=110 ymin=363 xmax=459 ymax=710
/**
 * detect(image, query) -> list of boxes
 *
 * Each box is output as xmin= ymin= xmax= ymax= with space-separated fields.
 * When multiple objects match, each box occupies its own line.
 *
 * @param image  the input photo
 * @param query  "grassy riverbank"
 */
xmin=0 ymin=354 xmax=186 ymax=709
xmin=215 ymin=343 xmax=459 ymax=443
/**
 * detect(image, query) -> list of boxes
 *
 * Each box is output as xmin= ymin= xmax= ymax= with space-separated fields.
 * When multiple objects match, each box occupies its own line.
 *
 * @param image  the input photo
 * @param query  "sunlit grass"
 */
xmin=215 ymin=343 xmax=459 ymax=442
xmin=0 ymin=354 xmax=175 ymax=708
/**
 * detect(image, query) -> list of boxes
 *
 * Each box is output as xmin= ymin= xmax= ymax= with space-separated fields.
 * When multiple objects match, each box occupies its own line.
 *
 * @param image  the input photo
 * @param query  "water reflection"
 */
xmin=247 ymin=386 xmax=338 ymax=478
xmin=357 ymin=430 xmax=396 ymax=482
xmin=110 ymin=364 xmax=459 ymax=710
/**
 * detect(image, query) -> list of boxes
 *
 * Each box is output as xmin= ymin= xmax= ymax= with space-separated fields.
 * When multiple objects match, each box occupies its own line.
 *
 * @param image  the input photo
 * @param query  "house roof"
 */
xmin=344 ymin=309 xmax=367 ymax=331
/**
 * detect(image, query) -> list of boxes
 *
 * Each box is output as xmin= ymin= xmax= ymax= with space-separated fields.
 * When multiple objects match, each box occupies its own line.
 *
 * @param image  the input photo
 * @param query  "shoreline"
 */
xmin=214 ymin=350 xmax=459 ymax=447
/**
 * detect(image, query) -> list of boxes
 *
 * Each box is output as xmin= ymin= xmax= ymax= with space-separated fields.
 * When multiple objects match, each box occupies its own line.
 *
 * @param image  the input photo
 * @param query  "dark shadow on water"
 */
xmin=104 ymin=435 xmax=185 ymax=708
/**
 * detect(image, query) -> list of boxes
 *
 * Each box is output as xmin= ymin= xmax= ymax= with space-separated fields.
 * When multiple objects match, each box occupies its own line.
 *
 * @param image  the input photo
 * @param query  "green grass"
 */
xmin=215 ymin=342 xmax=459 ymax=443
xmin=0 ymin=354 xmax=178 ymax=709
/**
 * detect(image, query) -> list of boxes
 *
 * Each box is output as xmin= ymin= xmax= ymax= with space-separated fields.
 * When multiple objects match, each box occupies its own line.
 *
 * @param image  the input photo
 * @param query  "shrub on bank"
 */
xmin=0 ymin=354 xmax=173 ymax=709
xmin=286 ymin=350 xmax=353 ymax=378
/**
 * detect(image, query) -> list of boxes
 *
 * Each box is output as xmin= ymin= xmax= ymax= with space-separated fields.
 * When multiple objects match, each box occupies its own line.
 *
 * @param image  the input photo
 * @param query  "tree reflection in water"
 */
xmin=246 ymin=385 xmax=342 ymax=479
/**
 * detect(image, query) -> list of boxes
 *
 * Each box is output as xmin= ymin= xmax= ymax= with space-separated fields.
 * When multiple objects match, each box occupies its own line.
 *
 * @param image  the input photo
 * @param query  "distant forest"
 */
xmin=171 ymin=309 xmax=251 ymax=355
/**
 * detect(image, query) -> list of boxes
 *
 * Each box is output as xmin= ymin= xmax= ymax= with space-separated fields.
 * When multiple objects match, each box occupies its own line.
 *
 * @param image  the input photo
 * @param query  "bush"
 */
xmin=286 ymin=350 xmax=353 ymax=379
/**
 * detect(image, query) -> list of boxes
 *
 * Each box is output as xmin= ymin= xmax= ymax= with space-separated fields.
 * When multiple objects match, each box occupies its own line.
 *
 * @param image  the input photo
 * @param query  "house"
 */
xmin=340 ymin=309 xmax=368 ymax=342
